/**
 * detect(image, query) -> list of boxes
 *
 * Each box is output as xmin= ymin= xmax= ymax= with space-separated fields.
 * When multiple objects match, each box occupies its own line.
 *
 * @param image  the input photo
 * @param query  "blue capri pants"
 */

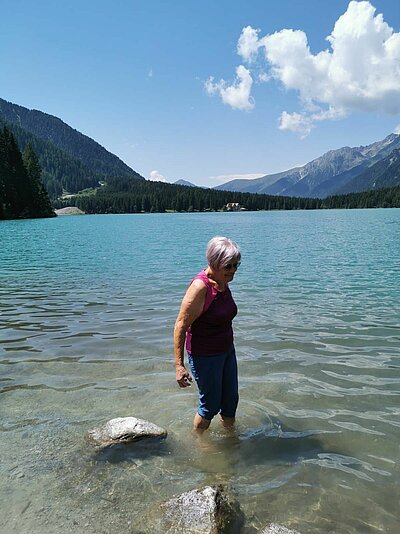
xmin=188 ymin=345 xmax=239 ymax=421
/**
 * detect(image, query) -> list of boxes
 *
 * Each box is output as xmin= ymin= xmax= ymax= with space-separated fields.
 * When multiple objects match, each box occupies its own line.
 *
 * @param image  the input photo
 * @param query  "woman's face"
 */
xmin=215 ymin=260 xmax=241 ymax=282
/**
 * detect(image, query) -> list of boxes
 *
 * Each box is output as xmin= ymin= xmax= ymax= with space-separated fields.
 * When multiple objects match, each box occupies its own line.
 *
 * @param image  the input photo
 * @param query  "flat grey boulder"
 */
xmin=148 ymin=485 xmax=243 ymax=533
xmin=260 ymin=524 xmax=300 ymax=534
xmin=87 ymin=417 xmax=167 ymax=446
xmin=55 ymin=206 xmax=85 ymax=215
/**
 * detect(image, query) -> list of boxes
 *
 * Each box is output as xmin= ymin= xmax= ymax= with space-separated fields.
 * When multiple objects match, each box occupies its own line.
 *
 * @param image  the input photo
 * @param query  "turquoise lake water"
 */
xmin=1 ymin=209 xmax=399 ymax=533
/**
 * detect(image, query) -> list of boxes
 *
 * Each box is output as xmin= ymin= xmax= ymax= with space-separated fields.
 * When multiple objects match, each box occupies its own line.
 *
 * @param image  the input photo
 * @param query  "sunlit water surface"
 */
xmin=1 ymin=210 xmax=399 ymax=533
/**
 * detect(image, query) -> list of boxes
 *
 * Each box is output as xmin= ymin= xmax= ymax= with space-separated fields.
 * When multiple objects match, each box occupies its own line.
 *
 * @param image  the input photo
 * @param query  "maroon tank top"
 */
xmin=185 ymin=270 xmax=237 ymax=356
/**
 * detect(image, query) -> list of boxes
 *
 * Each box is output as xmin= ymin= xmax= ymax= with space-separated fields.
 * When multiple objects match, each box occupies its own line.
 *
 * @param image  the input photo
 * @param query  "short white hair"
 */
xmin=206 ymin=236 xmax=241 ymax=269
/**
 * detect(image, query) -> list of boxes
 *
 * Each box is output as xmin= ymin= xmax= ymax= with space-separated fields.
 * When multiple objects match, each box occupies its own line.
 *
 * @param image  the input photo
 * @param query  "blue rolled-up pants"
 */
xmin=188 ymin=345 xmax=239 ymax=421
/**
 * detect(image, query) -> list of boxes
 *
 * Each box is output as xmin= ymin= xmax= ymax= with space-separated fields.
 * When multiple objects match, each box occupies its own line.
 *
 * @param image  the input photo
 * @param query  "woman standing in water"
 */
xmin=174 ymin=236 xmax=241 ymax=431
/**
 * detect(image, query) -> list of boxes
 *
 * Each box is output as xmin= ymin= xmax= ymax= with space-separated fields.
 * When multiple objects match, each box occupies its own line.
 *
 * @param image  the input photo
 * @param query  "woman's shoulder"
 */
xmin=190 ymin=270 xmax=219 ymax=296
xmin=190 ymin=270 xmax=209 ymax=287
xmin=187 ymin=275 xmax=208 ymax=295
xmin=184 ymin=278 xmax=208 ymax=307
xmin=193 ymin=270 xmax=208 ymax=281
xmin=190 ymin=277 xmax=208 ymax=290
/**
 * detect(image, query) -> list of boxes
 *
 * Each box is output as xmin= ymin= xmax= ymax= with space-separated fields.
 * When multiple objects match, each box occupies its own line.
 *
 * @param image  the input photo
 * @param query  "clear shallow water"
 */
xmin=0 ymin=210 xmax=399 ymax=533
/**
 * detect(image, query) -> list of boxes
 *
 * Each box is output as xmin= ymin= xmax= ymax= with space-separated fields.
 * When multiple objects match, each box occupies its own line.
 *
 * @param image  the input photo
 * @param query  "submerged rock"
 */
xmin=148 ymin=485 xmax=243 ymax=533
xmin=87 ymin=417 xmax=167 ymax=446
xmin=260 ymin=524 xmax=300 ymax=534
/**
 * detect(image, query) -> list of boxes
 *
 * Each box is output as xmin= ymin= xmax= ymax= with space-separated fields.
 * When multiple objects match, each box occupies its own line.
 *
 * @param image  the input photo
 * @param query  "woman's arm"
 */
xmin=174 ymin=279 xmax=207 ymax=388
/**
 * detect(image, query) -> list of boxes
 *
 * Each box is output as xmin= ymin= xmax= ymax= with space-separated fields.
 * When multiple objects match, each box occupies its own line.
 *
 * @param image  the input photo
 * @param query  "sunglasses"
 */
xmin=223 ymin=261 xmax=241 ymax=270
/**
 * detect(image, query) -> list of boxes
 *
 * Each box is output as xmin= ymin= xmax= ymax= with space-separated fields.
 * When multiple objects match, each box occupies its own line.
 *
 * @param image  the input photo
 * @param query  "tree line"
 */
xmin=0 ymin=127 xmax=55 ymax=219
xmin=2 ymin=130 xmax=399 ymax=220
xmin=52 ymin=175 xmax=400 ymax=213
xmin=322 ymin=186 xmax=400 ymax=209
xmin=52 ymin=175 xmax=320 ymax=213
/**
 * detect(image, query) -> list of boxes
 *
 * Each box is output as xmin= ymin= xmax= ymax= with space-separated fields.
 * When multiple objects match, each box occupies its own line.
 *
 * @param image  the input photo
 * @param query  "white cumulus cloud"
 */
xmin=279 ymin=107 xmax=346 ymax=138
xmin=279 ymin=112 xmax=314 ymax=139
xmin=208 ymin=1 xmax=400 ymax=136
xmin=205 ymin=65 xmax=254 ymax=111
xmin=149 ymin=170 xmax=167 ymax=182
xmin=237 ymin=26 xmax=261 ymax=63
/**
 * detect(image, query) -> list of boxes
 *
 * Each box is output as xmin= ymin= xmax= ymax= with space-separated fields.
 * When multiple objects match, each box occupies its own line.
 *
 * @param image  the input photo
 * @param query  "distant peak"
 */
xmin=174 ymin=179 xmax=197 ymax=187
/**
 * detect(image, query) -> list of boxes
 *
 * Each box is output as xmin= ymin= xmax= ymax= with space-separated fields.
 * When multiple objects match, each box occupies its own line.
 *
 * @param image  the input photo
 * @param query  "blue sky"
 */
xmin=1 ymin=0 xmax=399 ymax=187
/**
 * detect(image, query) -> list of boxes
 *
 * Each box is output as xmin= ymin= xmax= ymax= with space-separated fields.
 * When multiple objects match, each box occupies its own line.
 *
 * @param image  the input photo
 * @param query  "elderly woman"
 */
xmin=174 ymin=236 xmax=241 ymax=431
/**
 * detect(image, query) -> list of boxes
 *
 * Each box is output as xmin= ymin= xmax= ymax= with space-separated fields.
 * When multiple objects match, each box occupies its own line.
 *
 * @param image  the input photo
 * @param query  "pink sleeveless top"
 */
xmin=185 ymin=270 xmax=237 ymax=356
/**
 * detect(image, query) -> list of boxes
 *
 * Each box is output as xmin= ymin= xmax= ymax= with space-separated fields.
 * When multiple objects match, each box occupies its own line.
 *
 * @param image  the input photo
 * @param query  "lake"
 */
xmin=1 ymin=209 xmax=399 ymax=533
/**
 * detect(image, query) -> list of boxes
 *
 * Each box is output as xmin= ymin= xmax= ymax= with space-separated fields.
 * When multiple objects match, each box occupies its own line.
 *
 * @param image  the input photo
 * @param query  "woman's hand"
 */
xmin=176 ymin=365 xmax=193 ymax=388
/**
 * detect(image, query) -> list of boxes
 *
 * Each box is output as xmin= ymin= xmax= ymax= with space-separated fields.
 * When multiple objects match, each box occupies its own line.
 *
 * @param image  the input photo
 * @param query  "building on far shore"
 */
xmin=225 ymin=202 xmax=241 ymax=211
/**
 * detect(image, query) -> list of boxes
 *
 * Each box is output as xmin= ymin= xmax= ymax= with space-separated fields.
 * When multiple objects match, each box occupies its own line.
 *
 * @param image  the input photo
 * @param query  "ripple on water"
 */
xmin=0 ymin=211 xmax=400 ymax=533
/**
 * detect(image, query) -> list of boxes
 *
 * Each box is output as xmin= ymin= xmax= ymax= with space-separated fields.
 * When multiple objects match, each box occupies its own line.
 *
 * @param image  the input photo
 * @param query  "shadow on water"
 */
xmin=237 ymin=416 xmax=338 ymax=465
xmin=188 ymin=415 xmax=349 ymax=494
xmin=194 ymin=416 xmax=342 ymax=465
xmin=93 ymin=436 xmax=171 ymax=464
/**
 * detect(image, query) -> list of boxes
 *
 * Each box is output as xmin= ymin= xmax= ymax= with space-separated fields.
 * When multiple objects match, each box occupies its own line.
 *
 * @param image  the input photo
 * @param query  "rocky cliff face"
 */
xmin=216 ymin=134 xmax=400 ymax=198
xmin=336 ymin=147 xmax=400 ymax=195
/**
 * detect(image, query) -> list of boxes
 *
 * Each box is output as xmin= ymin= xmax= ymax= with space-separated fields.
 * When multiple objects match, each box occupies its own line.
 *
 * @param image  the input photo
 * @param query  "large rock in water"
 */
xmin=87 ymin=417 xmax=167 ymax=446
xmin=55 ymin=206 xmax=85 ymax=215
xmin=148 ymin=485 xmax=243 ymax=533
xmin=260 ymin=524 xmax=300 ymax=534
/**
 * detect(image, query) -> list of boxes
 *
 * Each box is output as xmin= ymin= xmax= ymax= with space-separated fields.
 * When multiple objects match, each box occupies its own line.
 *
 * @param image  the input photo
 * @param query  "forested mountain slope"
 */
xmin=0 ymin=118 xmax=100 ymax=197
xmin=0 ymin=98 xmax=144 ymax=197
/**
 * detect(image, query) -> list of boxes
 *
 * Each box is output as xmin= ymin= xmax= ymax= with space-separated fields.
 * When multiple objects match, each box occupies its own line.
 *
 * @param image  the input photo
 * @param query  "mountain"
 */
xmin=0 ymin=98 xmax=144 ymax=197
xmin=214 ymin=170 xmax=294 ymax=194
xmin=216 ymin=133 xmax=400 ymax=198
xmin=336 ymin=148 xmax=400 ymax=195
xmin=174 ymin=179 xmax=197 ymax=187
xmin=0 ymin=118 xmax=100 ymax=197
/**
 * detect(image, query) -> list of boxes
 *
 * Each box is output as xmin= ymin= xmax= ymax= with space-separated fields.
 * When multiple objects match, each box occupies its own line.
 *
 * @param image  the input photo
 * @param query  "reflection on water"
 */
xmin=1 ymin=210 xmax=400 ymax=533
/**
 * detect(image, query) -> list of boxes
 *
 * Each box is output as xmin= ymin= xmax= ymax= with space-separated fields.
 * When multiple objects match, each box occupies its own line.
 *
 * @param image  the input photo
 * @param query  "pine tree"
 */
xmin=23 ymin=143 xmax=54 ymax=217
xmin=0 ymin=127 xmax=30 ymax=217
xmin=0 ymin=128 xmax=55 ymax=219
